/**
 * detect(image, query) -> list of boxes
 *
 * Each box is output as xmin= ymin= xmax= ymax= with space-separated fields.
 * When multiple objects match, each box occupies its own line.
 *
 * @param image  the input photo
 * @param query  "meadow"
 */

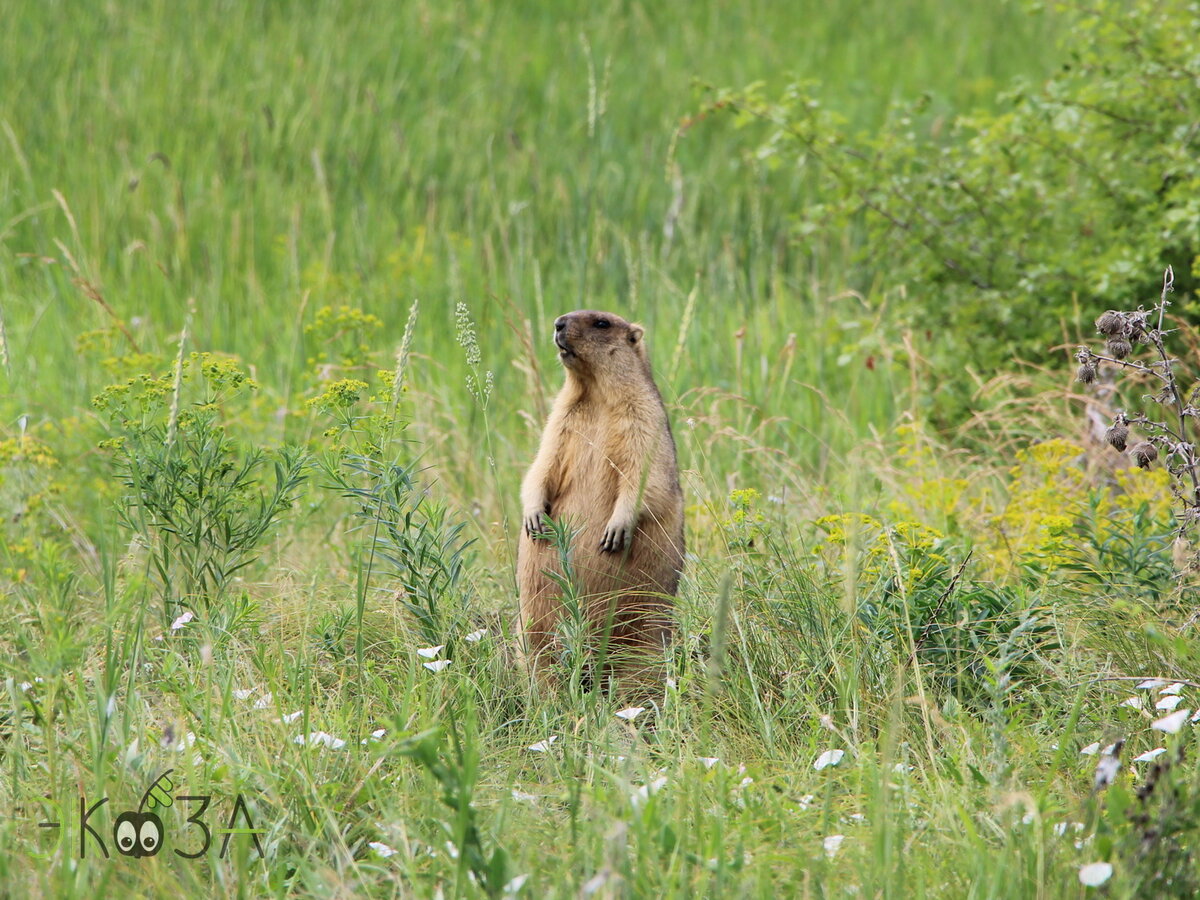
xmin=3 ymin=0 xmax=1200 ymax=896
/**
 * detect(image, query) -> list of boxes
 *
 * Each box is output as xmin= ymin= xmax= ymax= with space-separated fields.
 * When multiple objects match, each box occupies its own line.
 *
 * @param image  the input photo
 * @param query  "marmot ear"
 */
xmin=628 ymin=323 xmax=644 ymax=345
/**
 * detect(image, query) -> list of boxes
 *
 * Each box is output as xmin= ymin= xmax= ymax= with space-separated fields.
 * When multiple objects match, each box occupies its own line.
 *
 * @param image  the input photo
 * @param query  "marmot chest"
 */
xmin=551 ymin=416 xmax=626 ymax=509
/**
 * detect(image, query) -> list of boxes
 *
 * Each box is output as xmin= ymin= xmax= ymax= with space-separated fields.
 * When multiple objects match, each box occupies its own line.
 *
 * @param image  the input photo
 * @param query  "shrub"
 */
xmin=704 ymin=0 xmax=1200 ymax=396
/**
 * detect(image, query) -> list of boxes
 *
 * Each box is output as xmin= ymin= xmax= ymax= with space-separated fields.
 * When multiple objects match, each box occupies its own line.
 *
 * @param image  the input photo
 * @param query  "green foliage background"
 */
xmin=2 ymin=0 xmax=1200 ymax=897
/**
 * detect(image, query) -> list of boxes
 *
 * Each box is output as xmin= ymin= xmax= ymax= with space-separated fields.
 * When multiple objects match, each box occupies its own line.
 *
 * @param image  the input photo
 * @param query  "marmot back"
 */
xmin=517 ymin=310 xmax=685 ymax=688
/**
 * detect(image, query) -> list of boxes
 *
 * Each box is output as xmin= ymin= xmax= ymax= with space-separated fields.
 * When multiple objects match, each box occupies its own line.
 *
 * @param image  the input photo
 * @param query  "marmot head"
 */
xmin=553 ymin=310 xmax=647 ymax=379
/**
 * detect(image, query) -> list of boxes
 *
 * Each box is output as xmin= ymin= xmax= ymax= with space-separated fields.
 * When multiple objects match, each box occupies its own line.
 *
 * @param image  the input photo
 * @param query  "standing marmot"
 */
xmin=517 ymin=310 xmax=685 ymax=686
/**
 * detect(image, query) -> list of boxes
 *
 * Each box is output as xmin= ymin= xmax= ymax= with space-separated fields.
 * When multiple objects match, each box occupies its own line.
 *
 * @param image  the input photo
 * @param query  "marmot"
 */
xmin=517 ymin=310 xmax=685 ymax=686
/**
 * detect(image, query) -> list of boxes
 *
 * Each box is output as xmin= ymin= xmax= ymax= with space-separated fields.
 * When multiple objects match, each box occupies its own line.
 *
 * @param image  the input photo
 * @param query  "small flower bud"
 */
xmin=1106 ymin=336 xmax=1133 ymax=359
xmin=1105 ymin=421 xmax=1129 ymax=451
xmin=1130 ymin=441 xmax=1158 ymax=469
xmin=1076 ymin=362 xmax=1097 ymax=384
xmin=1095 ymin=310 xmax=1125 ymax=336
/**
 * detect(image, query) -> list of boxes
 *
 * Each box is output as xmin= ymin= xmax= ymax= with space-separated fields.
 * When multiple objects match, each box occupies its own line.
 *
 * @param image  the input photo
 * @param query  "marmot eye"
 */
xmin=594 ymin=319 xmax=610 ymax=329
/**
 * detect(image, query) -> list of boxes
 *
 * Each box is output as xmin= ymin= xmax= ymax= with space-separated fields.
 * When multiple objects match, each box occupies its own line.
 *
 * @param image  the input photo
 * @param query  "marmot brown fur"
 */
xmin=517 ymin=310 xmax=685 ymax=686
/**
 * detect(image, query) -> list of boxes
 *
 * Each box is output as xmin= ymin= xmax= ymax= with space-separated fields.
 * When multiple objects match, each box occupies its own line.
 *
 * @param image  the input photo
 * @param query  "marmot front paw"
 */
xmin=523 ymin=509 xmax=551 ymax=538
xmin=600 ymin=517 xmax=634 ymax=553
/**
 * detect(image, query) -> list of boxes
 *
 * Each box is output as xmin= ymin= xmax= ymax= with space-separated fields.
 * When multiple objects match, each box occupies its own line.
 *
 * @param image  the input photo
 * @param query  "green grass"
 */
xmin=4 ymin=1 xmax=1200 ymax=897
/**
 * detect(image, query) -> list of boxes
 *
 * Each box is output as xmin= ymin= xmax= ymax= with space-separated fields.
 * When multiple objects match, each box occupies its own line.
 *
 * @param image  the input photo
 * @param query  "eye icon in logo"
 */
xmin=113 ymin=769 xmax=174 ymax=859
xmin=114 ymin=811 xmax=164 ymax=858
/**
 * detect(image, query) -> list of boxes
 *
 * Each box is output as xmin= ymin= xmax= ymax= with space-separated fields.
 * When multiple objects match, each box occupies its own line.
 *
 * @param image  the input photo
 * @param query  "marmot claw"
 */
xmin=600 ymin=521 xmax=632 ymax=553
xmin=524 ymin=511 xmax=550 ymax=538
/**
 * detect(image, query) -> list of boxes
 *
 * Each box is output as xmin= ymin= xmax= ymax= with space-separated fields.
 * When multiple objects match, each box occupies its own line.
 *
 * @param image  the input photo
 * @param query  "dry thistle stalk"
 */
xmin=1076 ymin=266 xmax=1200 ymax=571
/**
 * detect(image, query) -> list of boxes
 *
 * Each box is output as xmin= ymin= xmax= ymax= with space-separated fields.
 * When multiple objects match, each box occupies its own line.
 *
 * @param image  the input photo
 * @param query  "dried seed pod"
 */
xmin=1105 ymin=420 xmax=1129 ymax=451
xmin=1172 ymin=536 xmax=1192 ymax=572
xmin=1106 ymin=335 xmax=1133 ymax=359
xmin=1130 ymin=441 xmax=1158 ymax=469
xmin=1095 ymin=310 xmax=1125 ymax=335
xmin=1076 ymin=362 xmax=1098 ymax=384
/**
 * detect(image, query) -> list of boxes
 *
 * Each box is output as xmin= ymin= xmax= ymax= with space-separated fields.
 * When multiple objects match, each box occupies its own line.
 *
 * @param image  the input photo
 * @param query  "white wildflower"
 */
xmin=814 ymin=749 xmax=845 ymax=771
xmin=1078 ymin=862 xmax=1113 ymax=887
xmin=170 ymin=611 xmax=194 ymax=632
xmin=423 ymin=659 xmax=452 ymax=673
xmin=528 ymin=736 xmax=558 ymax=753
xmin=294 ymin=731 xmax=346 ymax=750
xmin=1155 ymin=695 xmax=1183 ymax=711
xmin=416 ymin=645 xmax=444 ymax=659
xmin=823 ymin=835 xmax=845 ymax=857
xmin=1133 ymin=748 xmax=1167 ymax=763
xmin=369 ymin=841 xmax=397 ymax=858
xmin=1152 ymin=709 xmax=1190 ymax=734
xmin=615 ymin=706 xmax=645 ymax=721
xmin=464 ymin=629 xmax=487 ymax=643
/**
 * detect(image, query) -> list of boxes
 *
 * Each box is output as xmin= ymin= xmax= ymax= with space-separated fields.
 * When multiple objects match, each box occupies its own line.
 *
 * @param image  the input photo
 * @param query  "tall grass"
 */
xmin=5 ymin=2 xmax=1198 ymax=898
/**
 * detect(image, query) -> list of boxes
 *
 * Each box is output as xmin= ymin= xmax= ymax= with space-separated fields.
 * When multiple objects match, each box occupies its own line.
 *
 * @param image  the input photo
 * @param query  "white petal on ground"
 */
xmin=823 ymin=835 xmax=845 ymax=857
xmin=1094 ymin=742 xmax=1123 ymax=791
xmin=1152 ymin=709 xmax=1191 ymax=734
xmin=814 ymin=749 xmax=846 ymax=771
xmin=1078 ymin=862 xmax=1113 ymax=887
xmin=1080 ymin=742 xmax=1100 ymax=755
xmin=1159 ymin=682 xmax=1185 ymax=695
xmin=294 ymin=731 xmax=346 ymax=750
xmin=368 ymin=841 xmax=397 ymax=858
xmin=253 ymin=692 xmax=273 ymax=709
xmin=615 ymin=706 xmax=645 ymax=721
xmin=698 ymin=757 xmax=720 ymax=769
xmin=464 ymin=629 xmax=487 ymax=643
xmin=361 ymin=728 xmax=388 ymax=745
xmin=1119 ymin=696 xmax=1143 ymax=710
xmin=528 ymin=736 xmax=558 ymax=752
xmin=170 ymin=611 xmax=194 ymax=631
xmin=280 ymin=710 xmax=303 ymax=724
xmin=1133 ymin=747 xmax=1167 ymax=762
xmin=232 ymin=688 xmax=255 ymax=701
xmin=631 ymin=777 xmax=668 ymax=810
xmin=1155 ymin=695 xmax=1183 ymax=711
xmin=416 ymin=645 xmax=445 ymax=659
xmin=1136 ymin=679 xmax=1167 ymax=690
xmin=423 ymin=659 xmax=452 ymax=673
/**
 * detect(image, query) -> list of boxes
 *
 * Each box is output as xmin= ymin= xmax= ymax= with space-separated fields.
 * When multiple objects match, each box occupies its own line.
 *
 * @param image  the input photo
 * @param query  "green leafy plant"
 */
xmin=93 ymin=349 xmax=307 ymax=623
xmin=702 ymin=0 xmax=1200 ymax=397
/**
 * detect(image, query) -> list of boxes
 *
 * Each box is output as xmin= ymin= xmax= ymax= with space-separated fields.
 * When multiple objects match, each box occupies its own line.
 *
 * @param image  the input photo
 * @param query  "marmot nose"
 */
xmin=554 ymin=317 xmax=567 ymax=332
